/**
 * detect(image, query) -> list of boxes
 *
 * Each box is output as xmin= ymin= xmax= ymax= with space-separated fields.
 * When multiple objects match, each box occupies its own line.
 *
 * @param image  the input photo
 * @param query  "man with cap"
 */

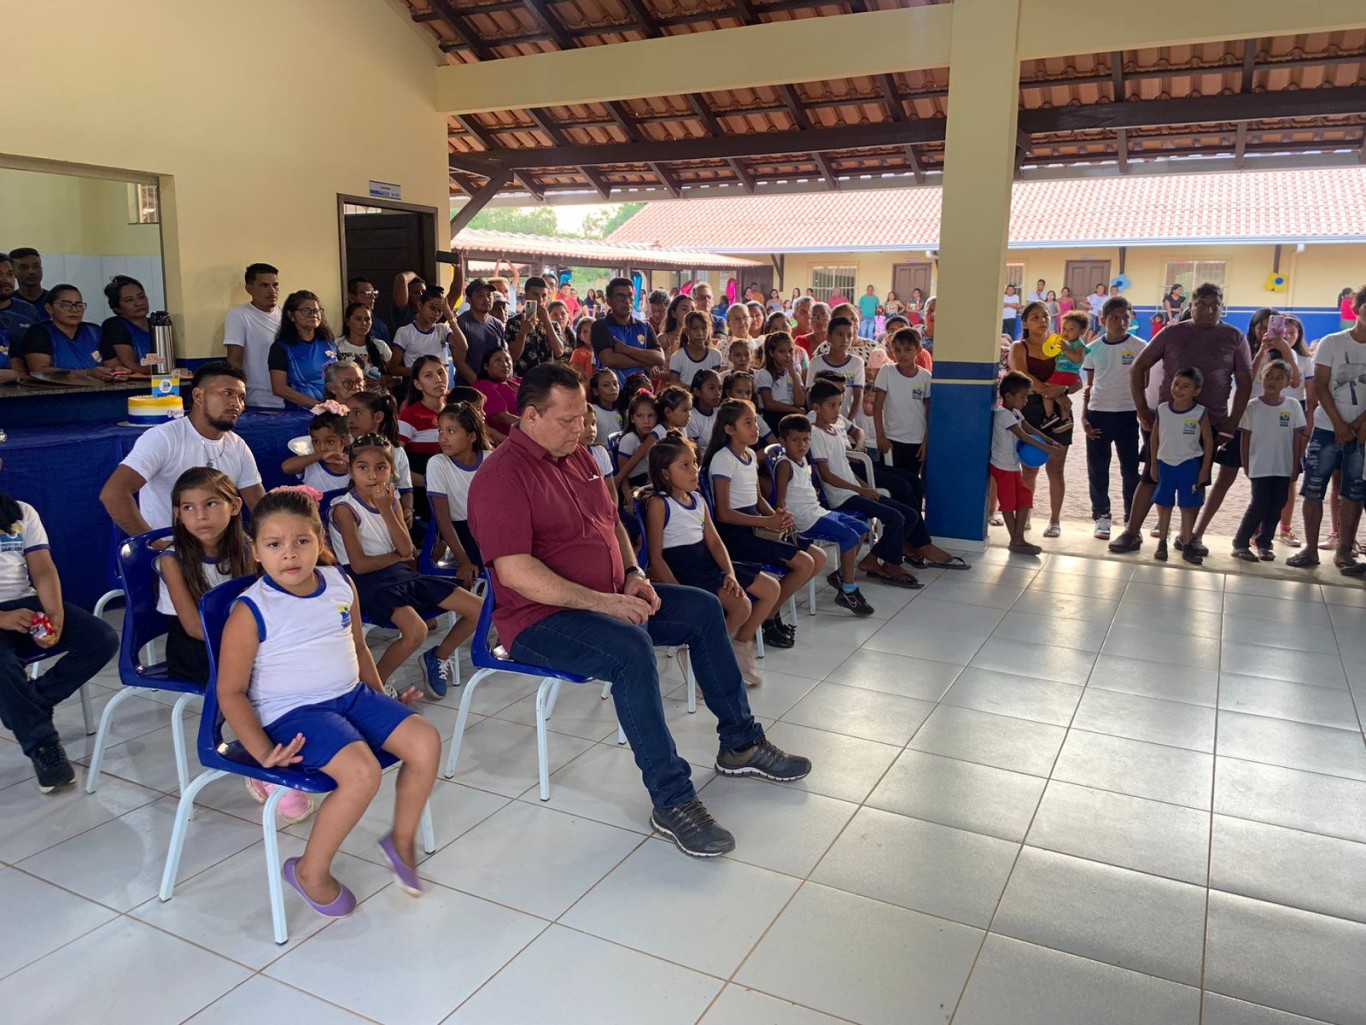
xmin=456 ymin=277 xmax=507 ymax=385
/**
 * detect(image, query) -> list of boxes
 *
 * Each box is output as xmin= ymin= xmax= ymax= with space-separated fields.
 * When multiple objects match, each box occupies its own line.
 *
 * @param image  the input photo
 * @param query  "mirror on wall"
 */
xmin=0 ymin=163 xmax=166 ymax=316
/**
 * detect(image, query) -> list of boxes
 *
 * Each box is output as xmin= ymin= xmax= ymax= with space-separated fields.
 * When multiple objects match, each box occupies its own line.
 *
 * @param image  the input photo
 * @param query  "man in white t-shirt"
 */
xmin=1296 ymin=286 xmax=1366 ymax=573
xmin=1026 ymin=279 xmax=1048 ymax=304
xmin=1086 ymin=283 xmax=1108 ymax=334
xmin=100 ymin=362 xmax=265 ymax=535
xmin=1080 ymin=296 xmax=1145 ymax=539
xmin=223 ymin=262 xmax=282 ymax=409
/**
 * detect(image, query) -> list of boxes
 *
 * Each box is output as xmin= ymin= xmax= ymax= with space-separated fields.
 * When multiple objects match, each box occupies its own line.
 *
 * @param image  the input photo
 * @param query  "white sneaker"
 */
xmin=1094 ymin=516 xmax=1112 ymax=540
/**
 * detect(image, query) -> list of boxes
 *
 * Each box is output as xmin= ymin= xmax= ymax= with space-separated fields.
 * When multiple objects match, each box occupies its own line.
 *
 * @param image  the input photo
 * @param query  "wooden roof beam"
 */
xmin=450 ymin=172 xmax=513 ymax=235
xmin=455 ymin=115 xmax=545 ymax=200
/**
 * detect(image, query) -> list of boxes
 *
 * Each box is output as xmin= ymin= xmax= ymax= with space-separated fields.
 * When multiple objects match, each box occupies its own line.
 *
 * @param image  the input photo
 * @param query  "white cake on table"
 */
xmin=127 ymin=395 xmax=185 ymax=425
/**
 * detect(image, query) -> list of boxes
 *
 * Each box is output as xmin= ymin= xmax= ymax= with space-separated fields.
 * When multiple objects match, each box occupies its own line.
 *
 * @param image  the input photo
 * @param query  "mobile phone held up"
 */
xmin=1267 ymin=314 xmax=1286 ymax=340
xmin=525 ymin=299 xmax=539 ymax=318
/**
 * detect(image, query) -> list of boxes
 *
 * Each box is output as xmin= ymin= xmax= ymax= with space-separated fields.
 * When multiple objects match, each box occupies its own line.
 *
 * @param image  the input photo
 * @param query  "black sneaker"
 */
xmin=1174 ymin=537 xmax=1210 ymax=557
xmin=650 ymin=797 xmax=735 ymax=857
xmin=1155 ymin=539 xmax=1168 ymax=562
xmin=826 ymin=571 xmax=843 ymax=592
xmin=834 ymin=587 xmax=875 ymax=617
xmin=716 ymin=739 xmax=812 ymax=782
xmin=31 ymin=742 xmax=76 ymax=793
xmin=1181 ymin=545 xmax=1204 ymax=565
xmin=1109 ymin=531 xmax=1143 ymax=554
xmin=762 ymin=619 xmax=795 ymax=649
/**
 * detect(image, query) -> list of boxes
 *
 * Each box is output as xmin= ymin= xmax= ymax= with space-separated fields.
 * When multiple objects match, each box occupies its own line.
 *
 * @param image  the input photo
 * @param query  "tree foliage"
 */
xmin=466 ymin=206 xmax=559 ymax=235
xmin=579 ymin=202 xmax=645 ymax=239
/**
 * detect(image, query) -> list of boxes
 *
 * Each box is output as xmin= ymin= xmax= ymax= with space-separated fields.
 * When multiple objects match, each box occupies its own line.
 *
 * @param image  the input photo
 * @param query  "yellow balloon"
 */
xmin=1042 ymin=334 xmax=1063 ymax=358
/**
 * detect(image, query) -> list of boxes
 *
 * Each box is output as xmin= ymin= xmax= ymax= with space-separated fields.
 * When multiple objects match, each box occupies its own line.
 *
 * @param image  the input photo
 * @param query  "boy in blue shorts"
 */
xmin=1151 ymin=367 xmax=1214 ymax=564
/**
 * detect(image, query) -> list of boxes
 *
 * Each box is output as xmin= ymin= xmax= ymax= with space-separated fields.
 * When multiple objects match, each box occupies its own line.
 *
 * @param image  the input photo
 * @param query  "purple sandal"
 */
xmin=282 ymin=857 xmax=356 ymax=917
xmin=378 ymin=833 xmax=423 ymax=896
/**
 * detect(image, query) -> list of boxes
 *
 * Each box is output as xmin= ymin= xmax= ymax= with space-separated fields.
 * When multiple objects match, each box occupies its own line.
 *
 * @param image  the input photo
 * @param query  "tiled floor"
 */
xmin=3 ymin=548 xmax=1366 ymax=1025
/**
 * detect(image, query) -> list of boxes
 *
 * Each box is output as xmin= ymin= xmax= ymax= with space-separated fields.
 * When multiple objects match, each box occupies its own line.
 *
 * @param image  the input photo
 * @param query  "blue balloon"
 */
xmin=1017 ymin=434 xmax=1051 ymax=467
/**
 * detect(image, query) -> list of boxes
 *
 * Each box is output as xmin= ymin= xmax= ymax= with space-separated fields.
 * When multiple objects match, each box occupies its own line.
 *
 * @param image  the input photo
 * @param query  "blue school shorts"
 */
xmin=263 ymin=683 xmax=414 ymax=772
xmin=1153 ymin=458 xmax=1205 ymax=510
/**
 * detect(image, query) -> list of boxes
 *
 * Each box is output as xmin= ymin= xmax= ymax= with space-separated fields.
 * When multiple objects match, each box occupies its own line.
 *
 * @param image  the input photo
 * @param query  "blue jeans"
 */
xmin=1301 ymin=428 xmax=1366 ymax=503
xmin=510 ymin=584 xmax=764 ymax=809
xmin=858 ymin=317 xmax=877 ymax=340
xmin=0 ymin=599 xmax=118 ymax=756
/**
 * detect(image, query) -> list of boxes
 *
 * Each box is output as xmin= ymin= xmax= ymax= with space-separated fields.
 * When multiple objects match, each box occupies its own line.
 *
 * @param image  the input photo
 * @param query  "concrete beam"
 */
xmin=434 ymin=0 xmax=1366 ymax=116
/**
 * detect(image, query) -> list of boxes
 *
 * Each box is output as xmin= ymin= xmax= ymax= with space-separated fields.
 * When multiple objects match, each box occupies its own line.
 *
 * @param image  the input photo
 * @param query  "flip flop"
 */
xmin=1285 ymin=551 xmax=1320 ymax=569
xmin=868 ymin=570 xmax=923 ymax=589
xmin=282 ymin=857 xmax=356 ymax=918
xmin=377 ymin=833 xmax=423 ymax=896
xmin=1340 ymin=562 xmax=1366 ymax=577
xmin=928 ymin=555 xmax=971 ymax=570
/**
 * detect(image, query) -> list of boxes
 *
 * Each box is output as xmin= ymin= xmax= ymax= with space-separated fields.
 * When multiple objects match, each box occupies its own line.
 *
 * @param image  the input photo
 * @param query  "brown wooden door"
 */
xmin=343 ymin=211 xmax=434 ymax=326
xmin=1064 ymin=260 xmax=1112 ymax=305
xmin=892 ymin=262 xmax=933 ymax=303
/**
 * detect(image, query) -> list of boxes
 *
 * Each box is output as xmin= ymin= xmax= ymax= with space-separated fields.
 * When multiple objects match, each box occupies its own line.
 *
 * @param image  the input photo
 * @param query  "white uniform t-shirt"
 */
xmin=1155 ymin=401 xmax=1207 ymax=465
xmin=223 ymin=303 xmax=283 ymax=409
xmin=660 ymin=492 xmax=706 ymax=548
xmin=669 ymin=346 xmax=723 ymax=384
xmin=301 ymin=462 xmax=352 ymax=495
xmin=755 ymin=367 xmax=796 ymax=407
xmin=327 ymin=490 xmax=398 ymax=565
xmin=808 ymin=422 xmax=860 ymax=508
xmin=873 ymin=364 xmax=931 ymax=443
xmin=708 ymin=445 xmax=759 ymax=509
xmin=424 ymin=451 xmax=484 ymax=521
xmin=120 ymin=416 xmax=263 ymax=532
xmin=990 ymin=408 xmax=1024 ymax=471
xmin=1312 ymin=330 xmax=1366 ymax=431
xmin=686 ymin=406 xmax=717 ymax=449
xmin=807 ymin=352 xmax=865 ymax=417
xmin=234 ymin=567 xmax=360 ymax=724
xmin=1239 ymin=396 xmax=1306 ymax=479
xmin=1082 ymin=335 xmax=1145 ymax=412
xmin=0 ymin=501 xmax=49 ymax=600
xmin=778 ymin=453 xmax=826 ymax=533
xmin=392 ymin=322 xmax=454 ymax=379
xmin=155 ymin=551 xmax=231 ymax=617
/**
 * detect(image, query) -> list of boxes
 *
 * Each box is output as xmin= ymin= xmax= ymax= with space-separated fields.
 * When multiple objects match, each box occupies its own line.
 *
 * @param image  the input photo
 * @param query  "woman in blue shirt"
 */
xmin=99 ymin=275 xmax=154 ymax=372
xmin=268 ymin=290 xmax=335 ymax=407
xmin=15 ymin=285 xmax=113 ymax=379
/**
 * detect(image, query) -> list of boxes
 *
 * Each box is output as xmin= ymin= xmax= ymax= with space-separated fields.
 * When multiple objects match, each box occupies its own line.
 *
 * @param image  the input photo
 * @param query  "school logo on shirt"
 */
xmin=337 ymin=603 xmax=352 ymax=629
xmin=0 ymin=524 xmax=22 ymax=553
xmin=1120 ymin=350 xmax=1136 ymax=365
xmin=1182 ymin=419 xmax=1199 ymax=436
xmin=1279 ymin=412 xmax=1293 ymax=427
xmin=90 ymin=350 xmax=101 ymax=362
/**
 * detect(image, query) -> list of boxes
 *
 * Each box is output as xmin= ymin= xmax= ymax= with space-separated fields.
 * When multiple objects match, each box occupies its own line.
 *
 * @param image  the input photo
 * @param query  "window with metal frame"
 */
xmin=810 ymin=266 xmax=856 ymax=303
xmin=128 ymin=183 xmax=160 ymax=224
xmin=1004 ymin=263 xmax=1026 ymax=290
xmin=1164 ymin=260 xmax=1227 ymax=295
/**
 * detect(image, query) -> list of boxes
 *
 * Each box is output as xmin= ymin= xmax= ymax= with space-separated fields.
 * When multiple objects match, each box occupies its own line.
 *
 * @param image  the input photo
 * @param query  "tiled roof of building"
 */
xmin=608 ymin=167 xmax=1366 ymax=252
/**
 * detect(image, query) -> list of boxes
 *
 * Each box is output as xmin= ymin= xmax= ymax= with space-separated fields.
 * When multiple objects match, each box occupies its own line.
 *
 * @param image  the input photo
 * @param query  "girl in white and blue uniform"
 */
xmin=329 ymin=435 xmax=482 ymax=698
xmin=214 ymin=487 xmax=441 ymax=912
xmin=281 ymin=409 xmax=353 ymax=497
xmin=426 ymin=401 xmax=490 ymax=584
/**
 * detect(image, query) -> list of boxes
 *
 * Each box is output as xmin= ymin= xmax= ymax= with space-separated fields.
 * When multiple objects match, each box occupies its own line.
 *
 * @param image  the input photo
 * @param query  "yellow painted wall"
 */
xmin=0 ymin=169 xmax=161 ymax=257
xmin=4 ymin=0 xmax=449 ymax=357
xmin=771 ymin=244 xmax=1366 ymax=311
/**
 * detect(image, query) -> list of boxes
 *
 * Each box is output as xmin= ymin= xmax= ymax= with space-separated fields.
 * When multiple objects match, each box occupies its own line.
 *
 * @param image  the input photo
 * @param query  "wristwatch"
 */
xmin=624 ymin=566 xmax=644 ymax=580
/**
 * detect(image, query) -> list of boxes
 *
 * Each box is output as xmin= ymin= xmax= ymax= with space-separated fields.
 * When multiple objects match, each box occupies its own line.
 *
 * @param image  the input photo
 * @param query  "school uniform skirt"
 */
xmin=351 ymin=563 xmax=457 ymax=629
xmin=661 ymin=541 xmax=761 ymax=593
xmin=715 ymin=505 xmax=813 ymax=565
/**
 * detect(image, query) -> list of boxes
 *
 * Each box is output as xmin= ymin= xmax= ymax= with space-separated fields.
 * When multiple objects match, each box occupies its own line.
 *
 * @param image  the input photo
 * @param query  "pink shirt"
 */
xmin=474 ymin=378 xmax=521 ymax=423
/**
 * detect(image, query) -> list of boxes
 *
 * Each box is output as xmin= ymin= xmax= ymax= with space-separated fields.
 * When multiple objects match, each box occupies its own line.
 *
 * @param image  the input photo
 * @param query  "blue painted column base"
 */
xmin=925 ymin=361 xmax=999 ymax=546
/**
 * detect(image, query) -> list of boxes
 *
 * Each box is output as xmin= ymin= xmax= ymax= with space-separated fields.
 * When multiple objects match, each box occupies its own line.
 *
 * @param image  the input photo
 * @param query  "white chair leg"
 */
xmin=600 ymin=679 xmax=612 ymax=700
xmin=535 ymin=678 xmax=555 ymax=801
xmin=78 ymin=682 xmax=96 ymax=735
xmin=617 ymin=721 xmax=627 ymax=745
xmin=260 ymin=785 xmax=290 ymax=945
xmin=419 ymin=801 xmax=436 ymax=854
xmin=808 ymin=573 xmax=818 ymax=615
xmin=92 ymin=587 xmax=124 ymax=620
xmin=755 ymin=629 xmax=765 ymax=658
xmin=84 ymin=687 xmax=137 ymax=793
xmin=544 ymin=678 xmax=564 ymax=720
xmin=681 ymin=647 xmax=696 ymax=714
xmin=442 ymin=668 xmax=492 ymax=778
xmin=787 ymin=595 xmax=798 ymax=623
xmin=159 ymin=768 xmax=226 ymax=900
xmin=170 ymin=692 xmax=199 ymax=794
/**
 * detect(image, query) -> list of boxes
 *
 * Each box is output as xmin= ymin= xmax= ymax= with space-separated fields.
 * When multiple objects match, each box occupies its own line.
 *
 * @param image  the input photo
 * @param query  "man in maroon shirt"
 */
xmin=468 ymin=363 xmax=811 ymax=857
xmin=1108 ymin=283 xmax=1252 ymax=553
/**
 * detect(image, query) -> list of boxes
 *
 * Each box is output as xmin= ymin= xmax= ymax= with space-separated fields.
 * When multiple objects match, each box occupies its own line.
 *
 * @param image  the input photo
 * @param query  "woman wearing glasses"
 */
xmin=14 ymin=285 xmax=114 ymax=379
xmin=269 ymin=290 xmax=335 ymax=407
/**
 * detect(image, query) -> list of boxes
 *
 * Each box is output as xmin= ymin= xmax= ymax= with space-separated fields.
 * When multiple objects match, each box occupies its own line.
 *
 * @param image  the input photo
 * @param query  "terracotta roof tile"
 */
xmin=608 ymin=167 xmax=1366 ymax=251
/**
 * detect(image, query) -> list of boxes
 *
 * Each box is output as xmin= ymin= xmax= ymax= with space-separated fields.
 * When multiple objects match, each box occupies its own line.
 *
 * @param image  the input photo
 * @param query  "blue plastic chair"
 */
xmin=158 ymin=575 xmax=436 ymax=945
xmin=442 ymin=572 xmax=626 ymax=799
xmin=85 ymin=528 xmax=206 ymax=795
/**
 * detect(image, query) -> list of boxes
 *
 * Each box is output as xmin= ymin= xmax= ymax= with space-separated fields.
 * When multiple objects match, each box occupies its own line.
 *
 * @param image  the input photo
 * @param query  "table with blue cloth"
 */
xmin=0 ymin=411 xmax=312 ymax=608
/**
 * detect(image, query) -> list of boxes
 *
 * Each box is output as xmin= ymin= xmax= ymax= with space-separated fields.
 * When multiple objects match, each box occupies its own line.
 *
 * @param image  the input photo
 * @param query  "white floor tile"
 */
xmin=694 ymin=777 xmax=858 ymax=878
xmin=1109 ymin=601 xmax=1222 ymax=639
xmin=760 ymin=721 xmax=902 ymax=804
xmin=1204 ymin=890 xmax=1366 ymax=1025
xmin=908 ymin=704 xmax=1066 ymax=777
xmin=822 ymin=647 xmax=964 ymax=702
xmin=989 ymin=608 xmax=1109 ymax=651
xmin=1222 ymin=615 xmax=1340 ymax=654
xmin=1052 ymin=729 xmax=1214 ymax=810
xmin=736 ymin=882 xmax=982 ymax=1025
xmin=443 ymin=925 xmax=721 ymax=1025
xmin=885 ymin=596 xmax=1007 ymax=635
xmin=1214 ymin=757 xmax=1366 ymax=844
xmin=866 ymin=749 xmax=1046 ymax=841
xmin=992 ymin=847 xmax=1207 ymax=985
xmin=968 ymin=636 xmax=1098 ymax=686
xmin=185 ymin=976 xmax=372 ymax=1024
xmin=716 ymin=670 xmax=816 ymax=722
xmin=1218 ymin=673 xmax=1362 ymax=730
xmin=1101 ymin=626 xmax=1221 ymax=670
xmin=492 ymin=684 xmax=622 ymax=742
xmin=0 ymin=774 xmax=161 ymax=863
xmin=941 ymin=667 xmax=1083 ymax=726
xmin=527 ymin=741 xmax=690 ymax=835
xmin=0 ymin=866 xmax=118 ymax=978
xmin=779 ymin=681 xmax=934 ymax=745
xmin=266 ymin=883 xmax=545 ymax=1025
xmin=811 ymin=806 xmax=1017 ymax=927
xmin=0 ymin=917 xmax=250 ymax=1025
xmin=1123 ymin=580 xmax=1224 ymax=612
xmin=131 ymin=838 xmax=393 ymax=966
xmin=755 ymin=641 xmax=858 ymax=681
xmin=861 ymin=620 xmax=990 ymax=665
xmin=1217 ymin=711 xmax=1366 ymax=781
xmin=1128 ymin=563 xmax=1224 ymax=591
xmin=1027 ymin=781 xmax=1210 ymax=885
xmin=0 ymin=737 xmax=33 ymax=791
xmin=1086 ymin=653 xmax=1219 ymax=707
xmin=1202 ymin=992 xmax=1336 ymax=1025
xmin=443 ymin=717 xmax=595 ymax=799
xmin=953 ymin=934 xmax=1200 ymax=1025
xmin=697 ymin=986 xmax=848 ymax=1025
xmin=18 ymin=794 xmax=261 ymax=912
xmin=1071 ymin=688 xmax=1216 ymax=752
xmin=1222 ymin=592 xmax=1331 ymax=626
xmin=421 ymin=800 xmax=642 ymax=919
xmin=563 ymin=839 xmax=799 ymax=976
xmin=1219 ymin=641 xmax=1347 ymax=688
